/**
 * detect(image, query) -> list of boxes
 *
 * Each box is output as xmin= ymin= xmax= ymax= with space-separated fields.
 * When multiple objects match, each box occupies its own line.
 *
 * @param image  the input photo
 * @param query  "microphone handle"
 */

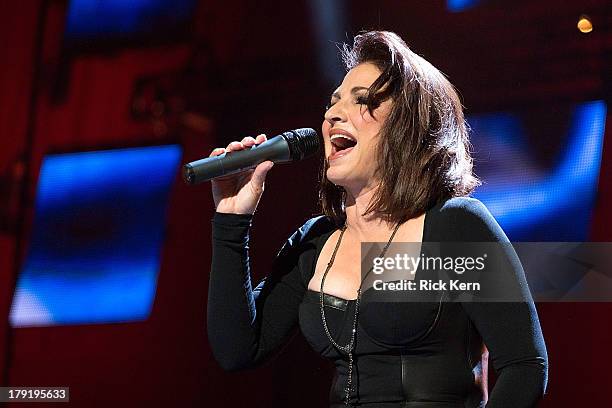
xmin=183 ymin=135 xmax=292 ymax=184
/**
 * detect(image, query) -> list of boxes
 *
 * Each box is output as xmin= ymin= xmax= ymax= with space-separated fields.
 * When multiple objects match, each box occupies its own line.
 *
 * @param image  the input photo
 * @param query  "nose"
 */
xmin=324 ymin=101 xmax=346 ymax=126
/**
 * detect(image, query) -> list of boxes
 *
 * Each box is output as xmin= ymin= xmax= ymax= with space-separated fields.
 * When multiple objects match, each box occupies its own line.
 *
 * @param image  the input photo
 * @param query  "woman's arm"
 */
xmin=445 ymin=198 xmax=548 ymax=407
xmin=207 ymin=212 xmax=327 ymax=371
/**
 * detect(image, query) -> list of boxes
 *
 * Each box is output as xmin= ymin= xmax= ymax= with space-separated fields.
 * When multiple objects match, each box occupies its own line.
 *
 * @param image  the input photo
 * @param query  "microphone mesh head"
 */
xmin=284 ymin=128 xmax=320 ymax=161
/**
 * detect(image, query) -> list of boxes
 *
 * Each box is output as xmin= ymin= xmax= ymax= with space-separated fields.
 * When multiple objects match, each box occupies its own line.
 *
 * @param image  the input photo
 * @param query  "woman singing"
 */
xmin=206 ymin=31 xmax=548 ymax=407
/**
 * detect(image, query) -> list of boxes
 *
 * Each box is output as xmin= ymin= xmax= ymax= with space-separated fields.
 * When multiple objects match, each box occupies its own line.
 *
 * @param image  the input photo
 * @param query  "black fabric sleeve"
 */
xmin=207 ymin=212 xmax=324 ymax=371
xmin=446 ymin=198 xmax=548 ymax=408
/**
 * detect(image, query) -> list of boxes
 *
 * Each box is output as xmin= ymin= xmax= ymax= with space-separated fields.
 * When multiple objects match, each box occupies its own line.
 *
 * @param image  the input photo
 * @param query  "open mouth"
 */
xmin=330 ymin=134 xmax=357 ymax=160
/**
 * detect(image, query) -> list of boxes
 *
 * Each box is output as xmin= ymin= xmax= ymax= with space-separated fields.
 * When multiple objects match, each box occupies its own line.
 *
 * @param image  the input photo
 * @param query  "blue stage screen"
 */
xmin=10 ymin=145 xmax=182 ymax=327
xmin=447 ymin=0 xmax=482 ymax=12
xmin=65 ymin=0 xmax=197 ymax=39
xmin=470 ymin=100 xmax=606 ymax=241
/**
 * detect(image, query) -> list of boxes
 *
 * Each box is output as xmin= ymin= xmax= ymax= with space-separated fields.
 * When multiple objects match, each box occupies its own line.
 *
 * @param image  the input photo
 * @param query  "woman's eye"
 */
xmin=355 ymin=96 xmax=368 ymax=105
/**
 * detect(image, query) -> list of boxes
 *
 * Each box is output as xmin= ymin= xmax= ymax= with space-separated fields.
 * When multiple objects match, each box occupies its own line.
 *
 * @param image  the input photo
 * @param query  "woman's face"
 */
xmin=322 ymin=62 xmax=392 ymax=194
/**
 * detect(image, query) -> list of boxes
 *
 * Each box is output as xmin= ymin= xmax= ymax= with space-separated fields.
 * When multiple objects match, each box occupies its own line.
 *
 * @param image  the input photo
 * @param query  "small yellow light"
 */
xmin=577 ymin=15 xmax=593 ymax=33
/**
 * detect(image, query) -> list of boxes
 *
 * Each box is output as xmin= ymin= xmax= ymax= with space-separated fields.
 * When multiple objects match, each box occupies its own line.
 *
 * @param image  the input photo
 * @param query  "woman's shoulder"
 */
xmin=439 ymin=196 xmax=490 ymax=217
xmin=282 ymin=214 xmax=337 ymax=250
xmin=427 ymin=196 xmax=508 ymax=242
xmin=427 ymin=196 xmax=491 ymax=222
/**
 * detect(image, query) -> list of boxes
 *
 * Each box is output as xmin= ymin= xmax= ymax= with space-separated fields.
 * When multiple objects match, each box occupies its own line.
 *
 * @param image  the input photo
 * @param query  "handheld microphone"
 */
xmin=183 ymin=128 xmax=320 ymax=185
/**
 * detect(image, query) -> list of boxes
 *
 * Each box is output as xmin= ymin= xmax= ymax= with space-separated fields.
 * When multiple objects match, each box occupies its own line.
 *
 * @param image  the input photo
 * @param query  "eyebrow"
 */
xmin=331 ymin=86 xmax=369 ymax=100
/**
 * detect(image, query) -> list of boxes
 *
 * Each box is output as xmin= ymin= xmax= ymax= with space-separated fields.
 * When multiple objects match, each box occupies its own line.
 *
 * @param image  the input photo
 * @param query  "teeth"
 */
xmin=330 ymin=134 xmax=356 ymax=142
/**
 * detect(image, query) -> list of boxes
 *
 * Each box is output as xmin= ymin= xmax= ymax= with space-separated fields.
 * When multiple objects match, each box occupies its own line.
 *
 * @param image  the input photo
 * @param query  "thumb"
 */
xmin=251 ymin=161 xmax=274 ymax=190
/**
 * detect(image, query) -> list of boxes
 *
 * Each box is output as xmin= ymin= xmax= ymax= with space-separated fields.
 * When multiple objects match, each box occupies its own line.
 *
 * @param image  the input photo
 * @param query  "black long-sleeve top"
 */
xmin=207 ymin=197 xmax=548 ymax=407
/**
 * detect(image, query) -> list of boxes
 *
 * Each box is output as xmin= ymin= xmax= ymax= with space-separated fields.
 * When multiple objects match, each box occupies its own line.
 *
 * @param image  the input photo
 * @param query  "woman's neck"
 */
xmin=344 ymin=186 xmax=396 ymax=241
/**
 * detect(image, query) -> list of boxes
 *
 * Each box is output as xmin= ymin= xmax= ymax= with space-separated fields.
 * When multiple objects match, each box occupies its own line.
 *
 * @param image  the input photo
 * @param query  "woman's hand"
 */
xmin=210 ymin=134 xmax=274 ymax=215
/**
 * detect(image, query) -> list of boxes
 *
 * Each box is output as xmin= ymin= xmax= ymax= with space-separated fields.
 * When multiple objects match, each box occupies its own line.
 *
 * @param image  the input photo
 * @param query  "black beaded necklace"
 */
xmin=319 ymin=222 xmax=402 ymax=406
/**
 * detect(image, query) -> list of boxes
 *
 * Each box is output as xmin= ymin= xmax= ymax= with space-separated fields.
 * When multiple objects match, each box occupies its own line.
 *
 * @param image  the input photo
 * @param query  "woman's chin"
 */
xmin=326 ymin=169 xmax=348 ymax=187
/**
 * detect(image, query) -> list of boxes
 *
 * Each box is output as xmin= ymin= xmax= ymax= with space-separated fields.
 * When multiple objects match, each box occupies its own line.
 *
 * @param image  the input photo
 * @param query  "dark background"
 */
xmin=0 ymin=0 xmax=611 ymax=406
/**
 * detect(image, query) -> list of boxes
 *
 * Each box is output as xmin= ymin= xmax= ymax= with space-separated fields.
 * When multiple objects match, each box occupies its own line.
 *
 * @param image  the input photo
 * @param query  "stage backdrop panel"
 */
xmin=471 ymin=100 xmax=606 ymax=241
xmin=10 ymin=144 xmax=182 ymax=327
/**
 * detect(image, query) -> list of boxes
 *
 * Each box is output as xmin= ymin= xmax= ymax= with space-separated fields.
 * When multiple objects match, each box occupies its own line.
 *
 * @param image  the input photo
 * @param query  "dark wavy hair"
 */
xmin=319 ymin=31 xmax=480 ymax=226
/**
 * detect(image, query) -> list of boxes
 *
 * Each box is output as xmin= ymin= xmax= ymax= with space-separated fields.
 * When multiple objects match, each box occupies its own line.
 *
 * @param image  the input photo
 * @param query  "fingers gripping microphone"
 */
xmin=183 ymin=128 xmax=320 ymax=185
